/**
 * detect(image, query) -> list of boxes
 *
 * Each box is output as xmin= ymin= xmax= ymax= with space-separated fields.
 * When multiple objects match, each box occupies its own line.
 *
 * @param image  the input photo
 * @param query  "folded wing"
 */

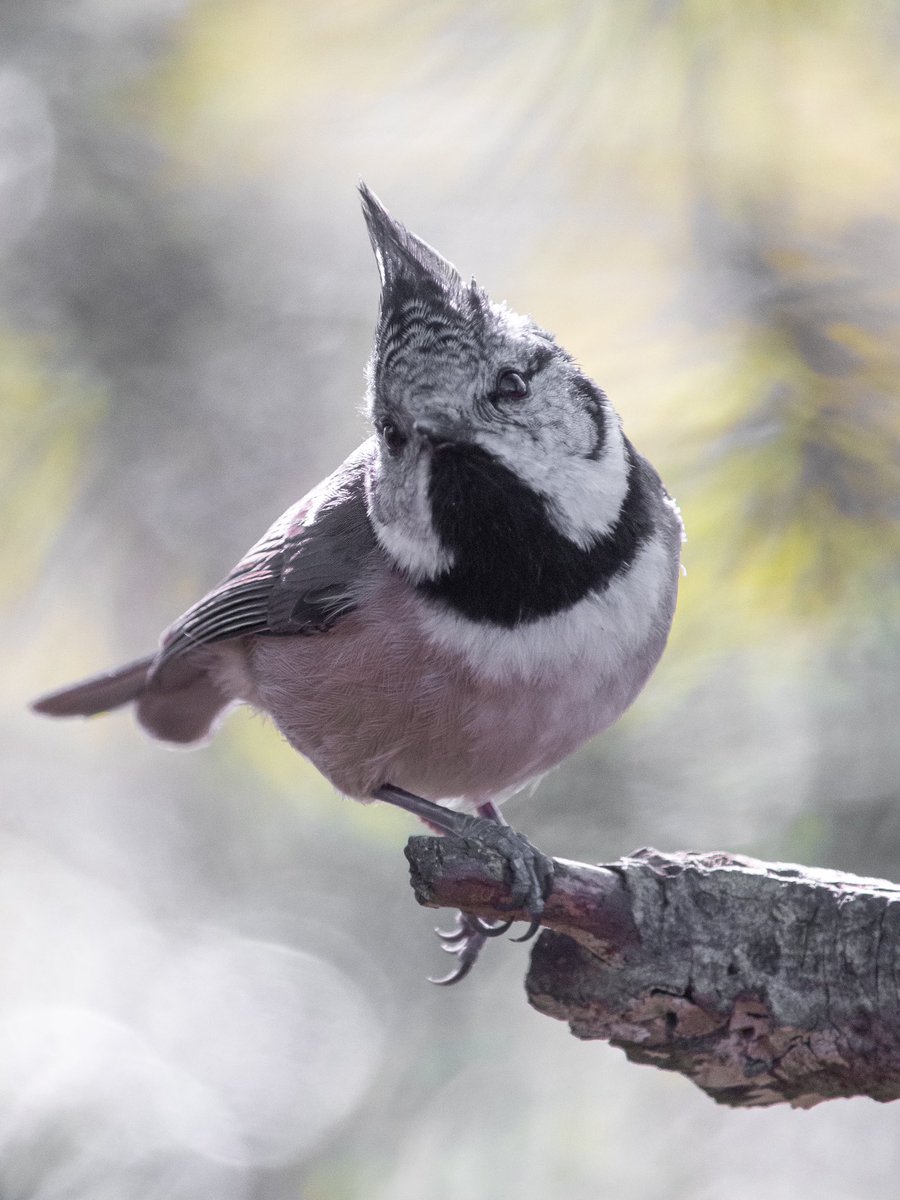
xmin=32 ymin=440 xmax=381 ymax=741
xmin=156 ymin=442 xmax=377 ymax=666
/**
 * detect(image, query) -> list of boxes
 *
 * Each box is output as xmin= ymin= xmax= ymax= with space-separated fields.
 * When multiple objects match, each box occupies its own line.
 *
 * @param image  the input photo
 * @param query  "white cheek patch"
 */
xmin=479 ymin=410 xmax=629 ymax=548
xmin=372 ymin=514 xmax=453 ymax=583
xmin=370 ymin=453 xmax=454 ymax=583
xmin=419 ymin=532 xmax=677 ymax=684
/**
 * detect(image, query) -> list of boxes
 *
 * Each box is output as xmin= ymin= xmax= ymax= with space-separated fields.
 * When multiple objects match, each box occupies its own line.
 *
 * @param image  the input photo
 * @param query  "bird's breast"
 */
xmin=248 ymin=531 xmax=677 ymax=809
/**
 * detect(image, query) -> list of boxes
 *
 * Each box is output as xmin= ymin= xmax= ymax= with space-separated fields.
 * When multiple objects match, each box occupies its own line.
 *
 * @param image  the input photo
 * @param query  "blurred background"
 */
xmin=3 ymin=1 xmax=900 ymax=1196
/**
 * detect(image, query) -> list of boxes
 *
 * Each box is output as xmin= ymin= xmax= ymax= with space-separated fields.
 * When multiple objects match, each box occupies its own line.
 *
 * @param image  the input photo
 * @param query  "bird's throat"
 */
xmin=418 ymin=442 xmax=656 ymax=627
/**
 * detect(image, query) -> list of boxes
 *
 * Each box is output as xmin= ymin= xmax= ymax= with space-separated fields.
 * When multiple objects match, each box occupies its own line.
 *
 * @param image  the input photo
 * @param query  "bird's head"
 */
xmin=358 ymin=183 xmax=636 ymax=623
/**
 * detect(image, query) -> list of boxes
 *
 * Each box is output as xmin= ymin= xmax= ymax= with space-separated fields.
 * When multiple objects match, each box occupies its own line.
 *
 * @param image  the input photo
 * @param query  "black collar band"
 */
xmin=417 ymin=439 xmax=657 ymax=626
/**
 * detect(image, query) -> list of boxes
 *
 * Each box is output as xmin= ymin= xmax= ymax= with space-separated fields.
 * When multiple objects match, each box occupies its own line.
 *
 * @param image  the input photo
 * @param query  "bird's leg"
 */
xmin=374 ymin=784 xmax=554 ymax=984
xmin=476 ymin=798 xmax=506 ymax=823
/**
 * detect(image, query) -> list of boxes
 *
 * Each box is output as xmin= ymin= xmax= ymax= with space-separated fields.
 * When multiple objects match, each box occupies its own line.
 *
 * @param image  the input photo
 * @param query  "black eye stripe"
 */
xmin=570 ymin=375 xmax=607 ymax=460
xmin=522 ymin=344 xmax=555 ymax=379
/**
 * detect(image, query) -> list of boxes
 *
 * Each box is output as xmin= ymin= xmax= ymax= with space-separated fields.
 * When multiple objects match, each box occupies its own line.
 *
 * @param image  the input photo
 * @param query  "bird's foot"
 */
xmin=428 ymin=823 xmax=553 ymax=984
xmin=373 ymin=784 xmax=555 ymax=983
xmin=459 ymin=816 xmax=555 ymax=922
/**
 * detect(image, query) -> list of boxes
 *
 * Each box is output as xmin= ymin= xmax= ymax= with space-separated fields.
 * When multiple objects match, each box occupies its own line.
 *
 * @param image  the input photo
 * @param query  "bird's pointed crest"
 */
xmin=358 ymin=181 xmax=466 ymax=307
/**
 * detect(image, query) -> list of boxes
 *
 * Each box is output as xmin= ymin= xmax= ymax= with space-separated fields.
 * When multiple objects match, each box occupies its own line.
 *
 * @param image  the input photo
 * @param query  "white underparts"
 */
xmin=419 ymin=532 xmax=676 ymax=684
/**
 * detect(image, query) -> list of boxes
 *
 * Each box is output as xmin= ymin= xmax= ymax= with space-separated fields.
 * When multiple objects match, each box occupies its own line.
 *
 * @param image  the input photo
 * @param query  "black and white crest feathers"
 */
xmin=359 ymin=181 xmax=466 ymax=301
xmin=359 ymin=181 xmax=488 ymax=395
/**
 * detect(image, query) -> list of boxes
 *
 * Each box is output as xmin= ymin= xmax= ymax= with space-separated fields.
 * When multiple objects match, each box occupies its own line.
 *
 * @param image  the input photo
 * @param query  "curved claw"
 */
xmin=473 ymin=916 xmax=514 ymax=937
xmin=429 ymin=911 xmax=489 ymax=985
xmin=434 ymin=922 xmax=468 ymax=944
xmin=428 ymin=959 xmax=476 ymax=986
xmin=434 ymin=960 xmax=475 ymax=979
xmin=429 ymin=910 xmax=542 ymax=980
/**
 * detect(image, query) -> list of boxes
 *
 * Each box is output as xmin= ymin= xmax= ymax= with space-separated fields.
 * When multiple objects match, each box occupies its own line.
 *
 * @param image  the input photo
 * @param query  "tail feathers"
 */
xmin=31 ymin=655 xmax=154 ymax=718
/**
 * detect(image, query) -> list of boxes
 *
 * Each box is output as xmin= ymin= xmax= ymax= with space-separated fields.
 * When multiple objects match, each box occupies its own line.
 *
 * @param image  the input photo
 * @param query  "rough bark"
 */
xmin=405 ymin=838 xmax=900 ymax=1109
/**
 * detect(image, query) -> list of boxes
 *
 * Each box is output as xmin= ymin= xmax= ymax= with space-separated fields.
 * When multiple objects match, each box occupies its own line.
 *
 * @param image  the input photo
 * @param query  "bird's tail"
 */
xmin=31 ymin=655 xmax=155 ymax=718
xmin=31 ymin=652 xmax=236 ymax=745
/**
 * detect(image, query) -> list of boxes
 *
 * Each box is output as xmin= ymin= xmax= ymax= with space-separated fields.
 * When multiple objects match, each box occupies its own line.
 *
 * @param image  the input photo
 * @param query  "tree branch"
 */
xmin=405 ymin=838 xmax=900 ymax=1109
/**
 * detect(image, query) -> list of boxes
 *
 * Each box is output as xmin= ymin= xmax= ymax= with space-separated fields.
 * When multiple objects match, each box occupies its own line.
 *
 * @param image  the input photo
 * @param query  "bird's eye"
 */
xmin=381 ymin=422 xmax=407 ymax=455
xmin=494 ymin=370 xmax=529 ymax=402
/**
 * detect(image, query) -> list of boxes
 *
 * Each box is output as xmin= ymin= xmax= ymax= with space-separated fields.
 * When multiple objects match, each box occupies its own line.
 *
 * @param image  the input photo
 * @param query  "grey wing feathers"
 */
xmin=155 ymin=441 xmax=379 ymax=670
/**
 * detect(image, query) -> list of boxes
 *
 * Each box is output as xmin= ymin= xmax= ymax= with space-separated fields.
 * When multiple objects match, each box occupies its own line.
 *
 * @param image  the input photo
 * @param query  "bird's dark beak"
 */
xmin=412 ymin=417 xmax=463 ymax=451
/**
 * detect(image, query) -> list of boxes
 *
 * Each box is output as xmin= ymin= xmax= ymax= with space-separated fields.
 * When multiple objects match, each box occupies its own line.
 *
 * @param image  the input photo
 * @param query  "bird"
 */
xmin=32 ymin=183 xmax=684 ymax=984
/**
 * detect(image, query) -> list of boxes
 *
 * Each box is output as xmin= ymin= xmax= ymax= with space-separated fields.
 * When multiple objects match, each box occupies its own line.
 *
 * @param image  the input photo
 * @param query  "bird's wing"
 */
xmin=154 ymin=440 xmax=380 ymax=670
